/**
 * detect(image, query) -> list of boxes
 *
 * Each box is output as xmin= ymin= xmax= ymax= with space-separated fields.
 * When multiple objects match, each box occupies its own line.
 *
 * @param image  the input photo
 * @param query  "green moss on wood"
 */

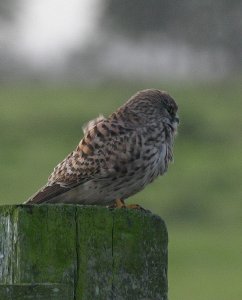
xmin=0 ymin=205 xmax=168 ymax=300
xmin=0 ymin=284 xmax=72 ymax=300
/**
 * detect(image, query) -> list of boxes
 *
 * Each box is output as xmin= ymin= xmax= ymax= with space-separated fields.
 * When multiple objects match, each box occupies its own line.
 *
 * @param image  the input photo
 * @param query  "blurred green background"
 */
xmin=1 ymin=0 xmax=242 ymax=299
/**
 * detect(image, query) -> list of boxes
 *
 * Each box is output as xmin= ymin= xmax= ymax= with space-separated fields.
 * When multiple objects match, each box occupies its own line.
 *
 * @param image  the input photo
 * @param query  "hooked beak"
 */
xmin=174 ymin=115 xmax=180 ymax=124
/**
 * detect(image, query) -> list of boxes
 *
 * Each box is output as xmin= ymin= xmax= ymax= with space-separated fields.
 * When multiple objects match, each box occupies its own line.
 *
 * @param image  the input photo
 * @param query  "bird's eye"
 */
xmin=167 ymin=106 xmax=173 ymax=114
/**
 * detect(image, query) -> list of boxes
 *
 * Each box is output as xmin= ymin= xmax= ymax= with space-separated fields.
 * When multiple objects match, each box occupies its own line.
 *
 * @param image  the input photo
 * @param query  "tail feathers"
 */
xmin=25 ymin=184 xmax=70 ymax=204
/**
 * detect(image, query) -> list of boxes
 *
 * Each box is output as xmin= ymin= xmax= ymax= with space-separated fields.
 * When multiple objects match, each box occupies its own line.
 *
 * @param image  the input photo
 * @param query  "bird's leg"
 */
xmin=115 ymin=198 xmax=126 ymax=208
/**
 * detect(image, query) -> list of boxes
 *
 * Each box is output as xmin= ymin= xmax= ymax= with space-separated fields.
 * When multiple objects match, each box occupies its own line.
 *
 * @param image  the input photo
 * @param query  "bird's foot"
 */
xmin=126 ymin=204 xmax=145 ymax=210
xmin=108 ymin=199 xmax=146 ymax=211
xmin=107 ymin=198 xmax=125 ymax=209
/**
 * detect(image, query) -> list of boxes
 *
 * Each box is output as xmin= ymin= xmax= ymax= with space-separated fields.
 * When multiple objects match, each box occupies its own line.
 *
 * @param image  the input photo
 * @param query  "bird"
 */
xmin=25 ymin=89 xmax=179 ymax=208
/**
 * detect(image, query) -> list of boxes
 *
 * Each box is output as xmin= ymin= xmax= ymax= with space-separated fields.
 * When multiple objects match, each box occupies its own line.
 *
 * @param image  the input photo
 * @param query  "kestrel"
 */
xmin=25 ymin=89 xmax=179 ymax=208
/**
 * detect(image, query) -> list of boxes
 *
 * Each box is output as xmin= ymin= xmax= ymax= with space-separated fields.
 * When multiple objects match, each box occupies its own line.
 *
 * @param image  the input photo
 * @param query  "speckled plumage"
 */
xmin=25 ymin=89 xmax=179 ymax=205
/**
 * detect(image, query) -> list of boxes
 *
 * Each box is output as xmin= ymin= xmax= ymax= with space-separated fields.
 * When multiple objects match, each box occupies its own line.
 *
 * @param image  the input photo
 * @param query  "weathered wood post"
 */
xmin=0 ymin=205 xmax=168 ymax=299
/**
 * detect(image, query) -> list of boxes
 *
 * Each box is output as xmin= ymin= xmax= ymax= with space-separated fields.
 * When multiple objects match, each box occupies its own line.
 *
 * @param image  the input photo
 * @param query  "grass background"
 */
xmin=0 ymin=80 xmax=241 ymax=299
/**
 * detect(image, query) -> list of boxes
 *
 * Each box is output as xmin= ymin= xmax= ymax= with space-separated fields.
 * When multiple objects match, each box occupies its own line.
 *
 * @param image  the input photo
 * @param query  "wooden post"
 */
xmin=0 ymin=205 xmax=168 ymax=299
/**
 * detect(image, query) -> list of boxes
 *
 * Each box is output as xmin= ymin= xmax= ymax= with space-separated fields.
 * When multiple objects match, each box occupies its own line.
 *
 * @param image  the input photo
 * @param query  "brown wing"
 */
xmin=25 ymin=116 xmax=141 ymax=204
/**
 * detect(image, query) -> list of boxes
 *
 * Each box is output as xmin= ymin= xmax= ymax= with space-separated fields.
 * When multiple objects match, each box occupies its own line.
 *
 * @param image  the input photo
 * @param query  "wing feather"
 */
xmin=25 ymin=117 xmax=141 ymax=204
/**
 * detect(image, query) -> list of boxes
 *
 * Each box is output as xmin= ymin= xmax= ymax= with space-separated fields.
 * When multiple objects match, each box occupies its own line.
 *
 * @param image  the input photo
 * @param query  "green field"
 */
xmin=1 ymin=80 xmax=241 ymax=299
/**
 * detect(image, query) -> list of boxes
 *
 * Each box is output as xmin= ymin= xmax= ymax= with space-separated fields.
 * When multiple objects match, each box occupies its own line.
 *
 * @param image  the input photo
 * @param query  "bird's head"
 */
xmin=123 ymin=89 xmax=179 ymax=132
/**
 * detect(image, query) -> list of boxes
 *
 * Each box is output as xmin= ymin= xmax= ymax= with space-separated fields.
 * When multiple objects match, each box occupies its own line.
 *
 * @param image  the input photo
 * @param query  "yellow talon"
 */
xmin=114 ymin=200 xmax=145 ymax=210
